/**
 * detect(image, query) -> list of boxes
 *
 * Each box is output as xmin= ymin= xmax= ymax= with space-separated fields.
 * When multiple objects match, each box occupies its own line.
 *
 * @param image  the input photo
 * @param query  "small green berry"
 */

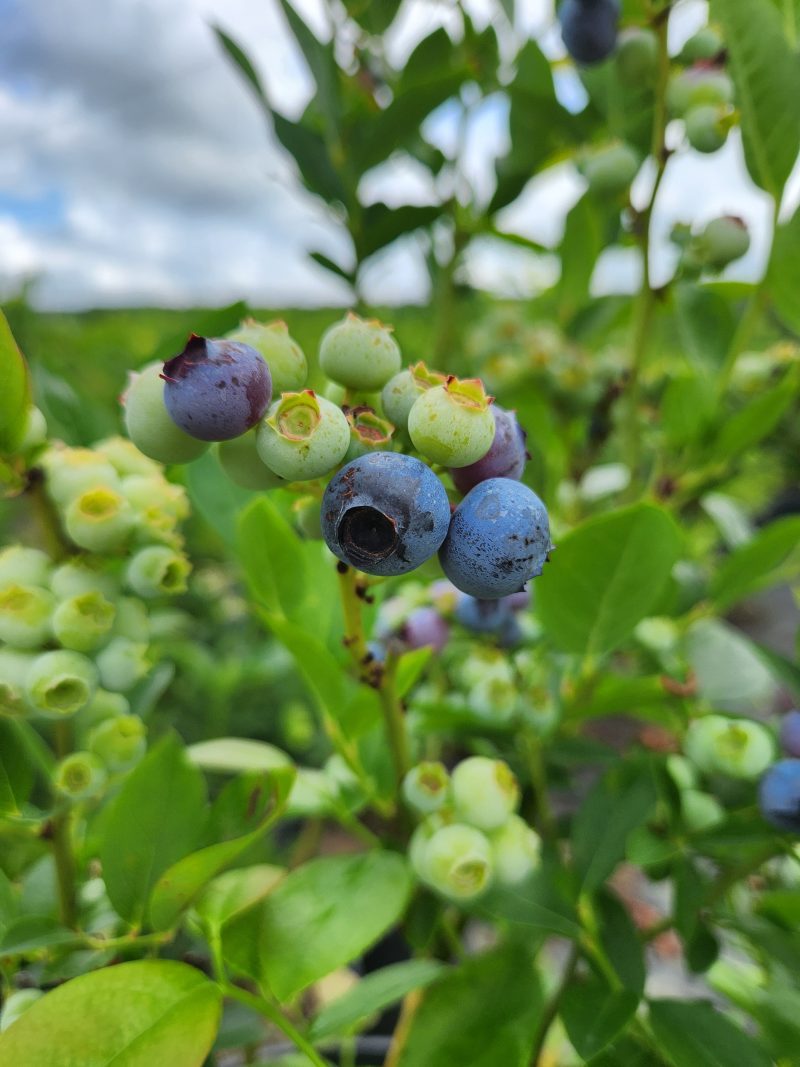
xmin=121 ymin=474 xmax=189 ymax=522
xmin=53 ymin=751 xmax=107 ymax=800
xmin=111 ymin=597 xmax=150 ymax=642
xmin=52 ymin=591 xmax=116 ymax=652
xmin=381 ymin=363 xmax=445 ymax=434
xmin=666 ymin=753 xmax=698 ymax=792
xmin=615 ymin=28 xmax=658 ymax=87
xmin=698 ymin=216 xmax=750 ymax=269
xmin=685 ymin=714 xmax=774 ymax=780
xmin=489 ymin=814 xmax=541 ymax=885
xmin=582 ymin=142 xmax=640 ymax=197
xmin=451 ymin=756 xmax=520 ymax=831
xmin=344 ymin=406 xmax=395 ymax=461
xmin=95 ymin=637 xmax=149 ymax=692
xmin=680 ymin=27 xmax=724 ymax=64
xmin=423 ymin=823 xmax=494 ymax=901
xmin=50 ymin=559 xmax=117 ymax=601
xmin=292 ymin=495 xmax=323 ymax=540
xmin=41 ymin=445 xmax=120 ymax=510
xmin=682 ymin=789 xmax=726 ymax=833
xmin=123 ymin=362 xmax=209 ymax=465
xmin=95 ymin=435 xmax=162 ymax=478
xmin=126 ymin=545 xmax=191 ymax=598
xmin=256 ymin=391 xmax=350 ymax=481
xmin=74 ymin=688 xmax=130 ymax=741
xmin=0 ymin=546 xmax=52 ymax=589
xmin=24 ymin=649 xmax=98 ymax=718
xmin=319 ymin=312 xmax=402 ymax=390
xmin=0 ymin=649 xmax=35 ymax=717
xmin=88 ymin=714 xmax=147 ymax=771
xmin=0 ymin=584 xmax=55 ymax=649
xmin=685 ymin=104 xmax=730 ymax=153
xmin=667 ymin=68 xmax=734 ymax=116
xmin=408 ymin=377 xmax=495 ymax=467
xmin=402 ymin=762 xmax=450 ymax=815
xmin=227 ymin=318 xmax=307 ymax=393
xmin=64 ymin=486 xmax=134 ymax=553
xmin=217 ymin=430 xmax=285 ymax=490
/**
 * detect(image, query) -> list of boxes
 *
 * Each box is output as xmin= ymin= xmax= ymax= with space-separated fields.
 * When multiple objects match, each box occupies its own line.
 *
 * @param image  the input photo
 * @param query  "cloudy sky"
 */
xmin=0 ymin=0 xmax=795 ymax=310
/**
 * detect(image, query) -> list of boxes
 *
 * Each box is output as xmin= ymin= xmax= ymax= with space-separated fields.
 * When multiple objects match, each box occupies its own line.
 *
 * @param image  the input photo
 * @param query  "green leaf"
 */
xmin=310 ymin=959 xmax=445 ymax=1040
xmin=0 ymin=960 xmax=221 ymax=1067
xmin=537 ymin=504 xmax=682 ymax=656
xmin=0 ymin=916 xmax=80 ymax=957
xmin=712 ymin=0 xmax=800 ymax=198
xmin=648 ymin=998 xmax=772 ymax=1067
xmin=184 ymin=449 xmax=254 ymax=547
xmin=358 ymin=203 xmax=440 ymax=261
xmin=272 ymin=111 xmax=347 ymax=204
xmin=0 ymin=311 xmax=30 ymax=454
xmin=557 ymin=194 xmax=605 ymax=322
xmin=708 ymin=374 xmax=795 ymax=463
xmin=309 ymin=250 xmax=354 ymax=284
xmin=263 ymin=612 xmax=347 ymax=717
xmin=396 ymin=941 xmax=543 ymax=1067
xmin=561 ymin=978 xmax=639 ymax=1061
xmin=187 ymin=738 xmax=292 ymax=775
xmin=572 ymin=766 xmax=658 ymax=893
xmin=687 ymin=618 xmax=777 ymax=711
xmin=100 ymin=734 xmax=207 ymax=926
xmin=276 ymin=0 xmax=340 ymax=136
xmin=673 ymin=283 xmax=736 ymax=371
xmin=0 ymin=720 xmax=35 ymax=815
xmin=247 ymin=852 xmax=412 ymax=1000
xmin=237 ymin=497 xmax=307 ymax=618
xmin=148 ymin=767 xmax=294 ymax=930
xmin=767 ymin=205 xmax=800 ymax=334
xmin=661 ymin=373 xmax=715 ymax=448
xmin=596 ymin=889 xmax=646 ymax=995
xmin=213 ymin=27 xmax=267 ymax=104
xmin=711 ymin=516 xmax=800 ymax=610
xmin=396 ymin=646 xmax=433 ymax=699
xmin=195 ymin=864 xmax=285 ymax=931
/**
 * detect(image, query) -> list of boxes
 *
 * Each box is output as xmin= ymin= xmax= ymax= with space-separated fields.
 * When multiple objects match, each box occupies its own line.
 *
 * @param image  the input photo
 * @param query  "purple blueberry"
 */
xmin=321 ymin=452 xmax=451 ymax=576
xmin=439 ymin=478 xmax=552 ymax=599
xmin=780 ymin=711 xmax=800 ymax=758
xmin=402 ymin=607 xmax=449 ymax=652
xmin=162 ymin=335 xmax=272 ymax=442
xmin=451 ymin=406 xmax=528 ymax=495
xmin=559 ymin=0 xmax=620 ymax=65
xmin=759 ymin=760 xmax=800 ymax=832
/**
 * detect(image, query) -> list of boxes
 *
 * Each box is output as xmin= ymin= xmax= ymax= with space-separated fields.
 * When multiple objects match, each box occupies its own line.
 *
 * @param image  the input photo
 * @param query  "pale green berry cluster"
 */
xmin=406 ymin=756 xmax=540 ymax=903
xmin=0 ymin=436 xmax=192 ymax=791
xmin=684 ymin=715 xmax=774 ymax=782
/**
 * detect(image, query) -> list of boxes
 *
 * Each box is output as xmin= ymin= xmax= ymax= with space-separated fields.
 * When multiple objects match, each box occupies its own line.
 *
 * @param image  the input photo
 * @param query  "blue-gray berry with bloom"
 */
xmin=439 ymin=478 xmax=552 ymax=599
xmin=759 ymin=760 xmax=800 ymax=832
xmin=163 ymin=335 xmax=272 ymax=441
xmin=321 ymin=453 xmax=451 ymax=576
xmin=559 ymin=0 xmax=619 ymax=65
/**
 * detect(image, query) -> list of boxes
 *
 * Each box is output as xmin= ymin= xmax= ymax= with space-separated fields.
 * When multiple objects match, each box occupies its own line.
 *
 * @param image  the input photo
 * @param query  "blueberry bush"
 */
xmin=2 ymin=0 xmax=800 ymax=1064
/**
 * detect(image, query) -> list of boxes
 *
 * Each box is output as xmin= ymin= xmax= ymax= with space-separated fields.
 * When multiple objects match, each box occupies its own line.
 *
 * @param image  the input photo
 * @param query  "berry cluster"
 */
xmin=123 ymin=313 xmax=553 ymax=599
xmin=405 ymin=756 xmax=540 ymax=902
xmin=0 ymin=434 xmax=192 ymax=797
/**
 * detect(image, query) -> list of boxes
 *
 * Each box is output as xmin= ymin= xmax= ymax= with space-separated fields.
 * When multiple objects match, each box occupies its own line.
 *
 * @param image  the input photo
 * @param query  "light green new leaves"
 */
xmin=711 ymin=516 xmax=800 ymax=610
xmin=237 ymin=496 xmax=307 ymax=618
xmin=768 ymin=206 xmax=800 ymax=333
xmin=0 ymin=311 xmax=29 ymax=454
xmin=0 ymin=960 xmax=221 ymax=1067
xmin=712 ymin=0 xmax=800 ymax=198
xmin=100 ymin=734 xmax=207 ymax=926
xmin=536 ymin=504 xmax=681 ymax=656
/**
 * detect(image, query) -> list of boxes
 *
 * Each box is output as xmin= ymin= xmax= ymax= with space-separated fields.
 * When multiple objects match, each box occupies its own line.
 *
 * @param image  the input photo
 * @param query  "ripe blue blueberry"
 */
xmin=162 ymin=335 xmax=272 ymax=441
xmin=559 ymin=0 xmax=620 ymax=65
xmin=450 ymin=406 xmax=528 ymax=495
xmin=780 ymin=711 xmax=800 ymax=758
xmin=439 ymin=478 xmax=552 ymax=599
xmin=759 ymin=760 xmax=800 ymax=832
xmin=401 ymin=606 xmax=449 ymax=652
xmin=321 ymin=452 xmax=451 ymax=576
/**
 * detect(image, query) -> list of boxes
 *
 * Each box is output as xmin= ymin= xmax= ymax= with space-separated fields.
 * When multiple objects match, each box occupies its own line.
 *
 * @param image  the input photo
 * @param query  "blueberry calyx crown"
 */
xmin=338 ymin=506 xmax=399 ymax=566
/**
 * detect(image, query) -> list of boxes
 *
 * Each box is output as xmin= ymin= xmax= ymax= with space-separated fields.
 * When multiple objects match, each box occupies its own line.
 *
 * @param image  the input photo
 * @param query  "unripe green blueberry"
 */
xmin=123 ymin=362 xmax=209 ymax=465
xmin=41 ymin=445 xmax=120 ymax=510
xmin=292 ymin=495 xmax=323 ymax=540
xmin=685 ymin=714 xmax=774 ymax=780
xmin=87 ymin=714 xmax=147 ymax=771
xmin=227 ymin=318 xmax=307 ymax=393
xmin=52 ymin=591 xmax=116 ymax=652
xmin=319 ymin=312 xmax=402 ymax=390
xmin=121 ymin=474 xmax=189 ymax=522
xmin=0 ymin=546 xmax=52 ymax=589
xmin=666 ymin=753 xmax=698 ymax=792
xmin=0 ymin=649 xmax=35 ymax=717
xmin=95 ymin=435 xmax=162 ymax=478
xmin=256 ymin=391 xmax=350 ymax=481
xmin=322 ymin=381 xmax=381 ymax=409
xmin=680 ymin=27 xmax=724 ymax=64
xmin=126 ymin=545 xmax=191 ymax=598
xmin=18 ymin=406 xmax=48 ymax=454
xmin=467 ymin=674 xmax=519 ymax=725
xmin=408 ymin=377 xmax=495 ymax=467
xmin=147 ymin=608 xmax=192 ymax=641
xmin=64 ymin=486 xmax=134 ymax=553
xmin=0 ymin=989 xmax=44 ymax=1033
xmin=685 ymin=104 xmax=729 ymax=153
xmin=423 ymin=823 xmax=494 ymax=901
xmin=95 ymin=637 xmax=149 ymax=692
xmin=345 ymin=406 xmax=395 ymax=461
xmin=615 ymin=28 xmax=658 ymax=87
xmin=53 ymin=751 xmax=107 ymax=800
xmin=217 ymin=430 xmax=285 ymax=490
xmin=381 ymin=363 xmax=446 ymax=434
xmin=667 ymin=68 xmax=734 ymax=116
xmin=698 ymin=216 xmax=750 ymax=269
xmin=682 ymin=789 xmax=726 ymax=833
xmin=451 ymin=756 xmax=520 ymax=831
xmin=489 ymin=814 xmax=541 ymax=885
xmin=403 ymin=761 xmax=450 ymax=815
xmin=0 ymin=584 xmax=55 ymax=649
xmin=111 ymin=597 xmax=150 ymax=642
xmin=50 ymin=559 xmax=117 ymax=601
xmin=582 ymin=142 xmax=640 ymax=197
xmin=74 ymin=687 xmax=130 ymax=741
xmin=24 ymin=649 xmax=98 ymax=718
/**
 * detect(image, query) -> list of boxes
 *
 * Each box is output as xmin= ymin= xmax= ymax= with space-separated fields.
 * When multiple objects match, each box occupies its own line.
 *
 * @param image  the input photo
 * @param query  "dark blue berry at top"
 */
xmin=559 ymin=0 xmax=620 ymax=65
xmin=322 ymin=452 xmax=451 ymax=577
xmin=759 ymin=760 xmax=800 ymax=832
xmin=780 ymin=710 xmax=800 ymax=758
xmin=439 ymin=478 xmax=552 ymax=599
xmin=162 ymin=335 xmax=272 ymax=442
xmin=451 ymin=406 xmax=528 ymax=495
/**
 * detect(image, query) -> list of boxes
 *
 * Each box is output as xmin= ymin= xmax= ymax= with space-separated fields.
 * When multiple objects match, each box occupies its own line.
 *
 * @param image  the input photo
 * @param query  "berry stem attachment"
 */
xmin=336 ymin=563 xmax=369 ymax=665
